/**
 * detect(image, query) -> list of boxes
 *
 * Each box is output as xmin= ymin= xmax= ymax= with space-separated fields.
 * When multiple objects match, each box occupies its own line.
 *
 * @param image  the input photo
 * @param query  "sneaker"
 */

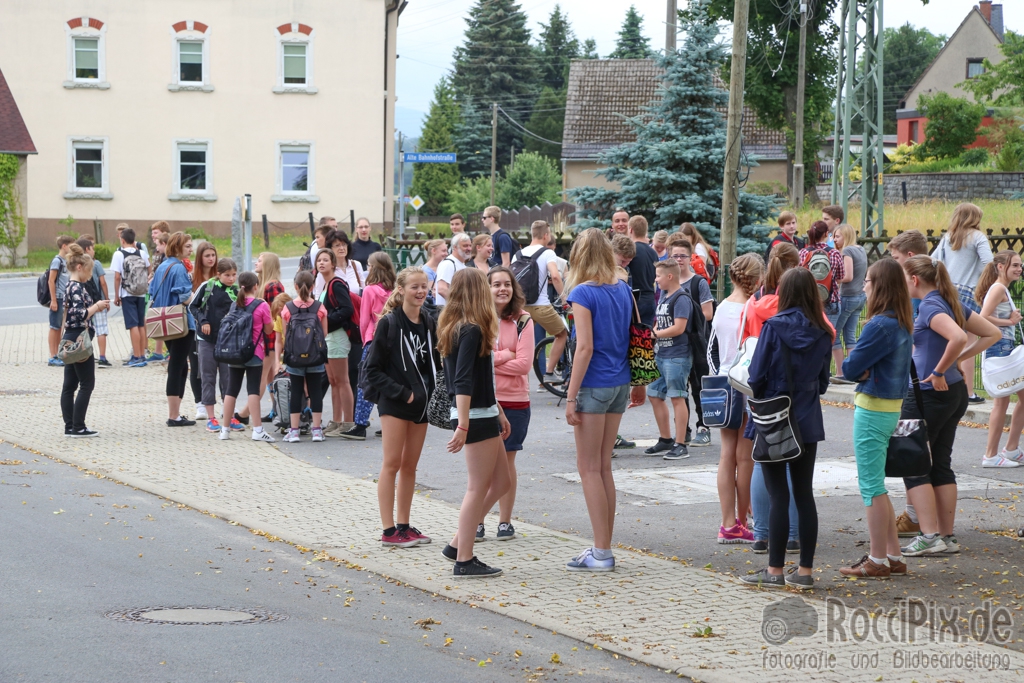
xmin=968 ymin=394 xmax=985 ymax=404
xmin=48 ymin=356 xmax=64 ymax=367
xmin=566 ymin=548 xmax=615 ymax=573
xmin=67 ymin=428 xmax=99 ymax=438
xmin=375 ymin=429 xmax=383 ymax=437
xmin=381 ymin=528 xmax=419 ymax=548
xmin=895 ymin=511 xmax=920 ymax=538
xmin=454 ymin=557 xmax=503 ymax=578
xmin=441 ymin=544 xmax=458 ymax=562
xmin=283 ymin=428 xmax=301 ymax=443
xmin=718 ymin=523 xmax=754 ymax=544
xmin=122 ymin=356 xmax=135 ymax=366
xmin=475 ymin=523 xmax=486 ymax=542
xmin=229 ymin=418 xmax=245 ymax=432
xmin=752 ymin=540 xmax=768 ymax=554
xmin=262 ymin=413 xmax=274 ymax=423
xmin=691 ymin=427 xmax=712 ymax=447
xmin=644 ymin=437 xmax=674 ymax=455
xmin=785 ymin=568 xmax=814 ymax=590
xmin=982 ymin=454 xmax=1020 ymax=468
xmin=740 ymin=568 xmax=785 ymax=588
xmin=405 ymin=527 xmax=432 ymax=544
xmin=322 ymin=421 xmax=344 ymax=437
xmin=941 ymin=535 xmax=960 ymax=554
xmin=145 ymin=352 xmax=165 ymax=362
xmin=663 ymin=443 xmax=690 ymax=460
xmin=339 ymin=425 xmax=367 ymax=441
xmin=234 ymin=412 xmax=250 ymax=426
xmin=128 ymin=358 xmax=148 ymax=368
xmin=889 ymin=558 xmax=908 ymax=577
xmin=251 ymin=429 xmax=276 ymax=443
xmin=96 ymin=357 xmax=112 ymax=368
xmin=205 ymin=418 xmax=221 ymax=432
xmin=219 ymin=428 xmax=230 ymax=440
xmin=195 ymin=405 xmax=209 ymax=420
xmin=901 ymin=534 xmax=947 ymax=557
xmin=613 ymin=435 xmax=635 ymax=449
xmin=786 ymin=540 xmax=800 ymax=554
xmin=1004 ymin=448 xmax=1024 ymax=463
xmin=839 ymin=555 xmax=891 ymax=579
xmin=311 ymin=427 xmax=325 ymax=442
xmin=495 ymin=522 xmax=516 ymax=540
xmin=167 ymin=416 xmax=196 ymax=427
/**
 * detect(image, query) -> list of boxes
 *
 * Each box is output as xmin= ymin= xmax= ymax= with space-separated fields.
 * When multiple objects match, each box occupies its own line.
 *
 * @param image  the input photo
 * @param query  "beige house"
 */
xmin=562 ymin=59 xmax=789 ymax=194
xmin=0 ymin=67 xmax=36 ymax=266
xmin=0 ymin=0 xmax=404 ymax=249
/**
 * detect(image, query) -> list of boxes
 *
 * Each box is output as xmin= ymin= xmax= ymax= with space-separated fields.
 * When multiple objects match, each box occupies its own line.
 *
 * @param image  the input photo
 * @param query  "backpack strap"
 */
xmin=515 ymin=312 xmax=532 ymax=337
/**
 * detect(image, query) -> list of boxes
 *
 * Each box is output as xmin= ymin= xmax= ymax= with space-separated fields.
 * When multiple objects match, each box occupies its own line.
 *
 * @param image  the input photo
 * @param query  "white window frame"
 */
xmin=64 ymin=21 xmax=109 ymax=89
xmin=274 ymin=26 xmax=317 ymax=94
xmin=65 ymin=136 xmax=112 ymax=200
xmin=272 ymin=141 xmax=319 ymax=203
xmin=168 ymin=24 xmax=214 ymax=92
xmin=169 ymin=138 xmax=216 ymax=202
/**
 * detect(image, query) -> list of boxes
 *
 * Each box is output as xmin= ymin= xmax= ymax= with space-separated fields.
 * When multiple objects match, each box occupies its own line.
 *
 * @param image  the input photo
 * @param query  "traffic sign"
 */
xmin=410 ymin=196 xmax=425 ymax=211
xmin=403 ymin=152 xmax=457 ymax=164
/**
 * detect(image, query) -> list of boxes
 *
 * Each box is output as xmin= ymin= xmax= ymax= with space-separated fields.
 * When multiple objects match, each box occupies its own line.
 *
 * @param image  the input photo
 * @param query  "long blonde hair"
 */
xmin=437 ymin=268 xmax=498 ymax=357
xmin=903 ymin=255 xmax=965 ymax=328
xmin=566 ymin=228 xmax=617 ymax=292
xmin=975 ymin=249 xmax=1017 ymax=304
xmin=365 ymin=251 xmax=396 ymax=290
xmin=764 ymin=242 xmax=800 ymax=293
xmin=381 ymin=266 xmax=427 ymax=317
xmin=947 ymin=202 xmax=983 ymax=250
xmin=257 ymin=252 xmax=282 ymax=300
xmin=729 ymin=253 xmax=764 ymax=298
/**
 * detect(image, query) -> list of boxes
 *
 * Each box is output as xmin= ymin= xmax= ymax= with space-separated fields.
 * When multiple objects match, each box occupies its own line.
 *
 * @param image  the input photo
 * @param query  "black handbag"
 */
xmin=885 ymin=365 xmax=932 ymax=478
xmin=748 ymin=345 xmax=805 ymax=463
xmin=426 ymin=366 xmax=452 ymax=430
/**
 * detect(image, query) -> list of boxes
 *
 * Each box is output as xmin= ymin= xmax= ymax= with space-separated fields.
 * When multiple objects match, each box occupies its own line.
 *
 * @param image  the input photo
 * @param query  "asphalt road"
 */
xmin=0 ymin=441 xmax=672 ymax=683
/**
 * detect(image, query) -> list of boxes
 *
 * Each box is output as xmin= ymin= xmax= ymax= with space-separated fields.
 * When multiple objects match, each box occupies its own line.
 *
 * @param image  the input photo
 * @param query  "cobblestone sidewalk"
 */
xmin=3 ymin=323 xmax=1022 ymax=682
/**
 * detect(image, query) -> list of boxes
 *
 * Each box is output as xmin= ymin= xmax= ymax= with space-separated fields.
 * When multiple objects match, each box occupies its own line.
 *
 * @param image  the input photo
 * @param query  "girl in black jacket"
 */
xmin=436 ymin=268 xmax=512 ymax=579
xmin=189 ymin=258 xmax=238 ymax=431
xmin=365 ymin=266 xmax=441 ymax=549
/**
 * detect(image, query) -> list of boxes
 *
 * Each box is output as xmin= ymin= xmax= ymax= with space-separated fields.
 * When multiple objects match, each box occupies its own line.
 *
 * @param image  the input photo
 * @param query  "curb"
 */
xmin=822 ymin=384 xmax=1008 ymax=427
xmin=0 ymin=271 xmax=41 ymax=279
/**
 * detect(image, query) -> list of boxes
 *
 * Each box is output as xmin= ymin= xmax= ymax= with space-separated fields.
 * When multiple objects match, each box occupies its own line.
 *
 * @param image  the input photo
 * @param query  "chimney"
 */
xmin=978 ymin=1 xmax=992 ymax=24
xmin=991 ymin=4 xmax=1004 ymax=41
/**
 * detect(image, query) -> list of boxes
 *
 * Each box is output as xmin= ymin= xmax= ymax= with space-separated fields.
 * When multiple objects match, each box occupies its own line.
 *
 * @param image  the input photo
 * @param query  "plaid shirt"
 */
xmin=799 ymin=245 xmax=845 ymax=305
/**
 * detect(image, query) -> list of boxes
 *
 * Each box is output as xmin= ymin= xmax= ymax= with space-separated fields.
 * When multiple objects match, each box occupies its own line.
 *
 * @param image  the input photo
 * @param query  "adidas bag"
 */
xmin=214 ymin=299 xmax=258 ymax=365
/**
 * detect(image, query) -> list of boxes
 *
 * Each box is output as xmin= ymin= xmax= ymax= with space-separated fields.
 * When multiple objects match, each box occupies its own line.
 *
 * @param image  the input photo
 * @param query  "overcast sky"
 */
xmin=395 ymin=0 xmax=1016 ymax=138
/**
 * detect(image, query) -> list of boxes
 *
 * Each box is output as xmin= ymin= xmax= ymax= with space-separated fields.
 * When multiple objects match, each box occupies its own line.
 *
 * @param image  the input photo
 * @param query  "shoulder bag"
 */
xmin=748 ymin=345 xmax=805 ymax=463
xmin=885 ymin=364 xmax=932 ymax=478
xmin=701 ymin=304 xmax=746 ymax=430
xmin=146 ymin=261 xmax=189 ymax=341
xmin=981 ymin=288 xmax=1024 ymax=398
xmin=728 ymin=299 xmax=758 ymax=396
xmin=628 ymin=290 xmax=659 ymax=387
xmin=57 ymin=302 xmax=93 ymax=365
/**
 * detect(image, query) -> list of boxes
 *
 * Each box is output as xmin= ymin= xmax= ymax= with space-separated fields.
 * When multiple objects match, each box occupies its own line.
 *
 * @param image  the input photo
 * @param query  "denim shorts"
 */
xmin=955 ymin=283 xmax=981 ymax=314
xmin=286 ymin=363 xmax=326 ymax=376
xmin=48 ymin=298 xmax=64 ymax=331
xmin=986 ymin=338 xmax=1015 ymax=359
xmin=647 ymin=354 xmax=692 ymax=400
xmin=122 ymin=296 xmax=147 ymax=329
xmin=575 ymin=384 xmax=630 ymax=414
xmin=501 ymin=406 xmax=531 ymax=452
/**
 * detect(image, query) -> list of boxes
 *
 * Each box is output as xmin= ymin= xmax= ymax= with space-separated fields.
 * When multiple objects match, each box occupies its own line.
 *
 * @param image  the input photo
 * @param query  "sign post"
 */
xmin=398 ymin=153 xmax=458 ymax=237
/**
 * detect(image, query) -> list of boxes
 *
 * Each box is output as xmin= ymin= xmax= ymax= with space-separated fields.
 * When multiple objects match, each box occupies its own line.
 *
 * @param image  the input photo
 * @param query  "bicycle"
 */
xmin=533 ymin=302 xmax=575 ymax=399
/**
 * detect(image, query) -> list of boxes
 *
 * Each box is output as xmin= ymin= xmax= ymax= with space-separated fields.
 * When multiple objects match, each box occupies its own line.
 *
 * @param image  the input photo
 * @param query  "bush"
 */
xmin=996 ymin=143 xmax=1024 ymax=172
xmin=747 ymin=181 xmax=787 ymax=197
xmin=184 ymin=226 xmax=209 ymax=240
xmin=93 ymin=243 xmax=113 ymax=264
xmin=917 ymin=92 xmax=986 ymax=159
xmin=958 ymin=147 xmax=991 ymax=166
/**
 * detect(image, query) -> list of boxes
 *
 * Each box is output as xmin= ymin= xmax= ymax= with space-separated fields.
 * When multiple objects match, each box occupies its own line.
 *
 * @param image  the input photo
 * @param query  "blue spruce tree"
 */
xmin=569 ymin=0 xmax=775 ymax=254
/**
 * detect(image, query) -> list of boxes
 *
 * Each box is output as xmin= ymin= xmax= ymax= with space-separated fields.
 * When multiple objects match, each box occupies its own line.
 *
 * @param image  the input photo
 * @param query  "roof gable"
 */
xmin=0 ymin=67 xmax=36 ymax=155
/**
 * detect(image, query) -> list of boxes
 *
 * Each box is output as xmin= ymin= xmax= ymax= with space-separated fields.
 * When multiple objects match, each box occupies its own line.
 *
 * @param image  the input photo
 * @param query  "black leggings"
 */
xmin=61 ymin=355 xmax=95 ymax=431
xmin=226 ymin=364 xmax=262 ymax=399
xmin=902 ymin=381 xmax=968 ymax=490
xmin=289 ymin=373 xmax=324 ymax=414
xmin=762 ymin=442 xmax=818 ymax=569
xmin=188 ymin=336 xmax=202 ymax=404
xmin=165 ymin=331 xmax=195 ymax=399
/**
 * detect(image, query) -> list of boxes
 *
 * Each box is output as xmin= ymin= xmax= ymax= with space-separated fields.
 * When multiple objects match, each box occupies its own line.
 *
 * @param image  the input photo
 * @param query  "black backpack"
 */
xmin=283 ymin=301 xmax=328 ymax=368
xmin=214 ymin=298 xmax=259 ymax=365
xmin=490 ymin=228 xmax=522 ymax=267
xmin=683 ymin=277 xmax=710 ymax=376
xmin=36 ymin=260 xmax=64 ymax=307
xmin=510 ymin=247 xmax=548 ymax=305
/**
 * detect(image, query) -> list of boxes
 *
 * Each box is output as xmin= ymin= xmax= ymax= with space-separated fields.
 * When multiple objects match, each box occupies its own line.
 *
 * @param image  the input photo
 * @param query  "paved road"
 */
xmin=0 ymin=441 xmax=669 ymax=683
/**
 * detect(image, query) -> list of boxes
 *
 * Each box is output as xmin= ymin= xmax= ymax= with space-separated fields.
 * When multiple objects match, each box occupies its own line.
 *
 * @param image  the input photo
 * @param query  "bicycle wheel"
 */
xmin=534 ymin=335 xmax=573 ymax=398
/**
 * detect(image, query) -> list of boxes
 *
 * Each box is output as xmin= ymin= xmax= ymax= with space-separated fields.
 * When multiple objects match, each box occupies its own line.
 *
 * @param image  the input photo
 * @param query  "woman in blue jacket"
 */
xmin=150 ymin=231 xmax=197 ymax=427
xmin=838 ymin=259 xmax=914 ymax=579
xmin=741 ymin=268 xmax=833 ymax=590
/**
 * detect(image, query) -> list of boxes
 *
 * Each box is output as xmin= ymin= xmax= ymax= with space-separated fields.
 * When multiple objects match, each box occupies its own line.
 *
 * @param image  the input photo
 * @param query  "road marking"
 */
xmin=0 ymin=305 xmax=42 ymax=311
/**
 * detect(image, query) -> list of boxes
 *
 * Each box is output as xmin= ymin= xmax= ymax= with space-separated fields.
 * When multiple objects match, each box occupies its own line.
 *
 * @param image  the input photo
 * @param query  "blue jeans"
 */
xmin=751 ymin=461 xmax=798 ymax=542
xmin=354 ymin=345 xmax=375 ymax=426
xmin=834 ymin=293 xmax=866 ymax=350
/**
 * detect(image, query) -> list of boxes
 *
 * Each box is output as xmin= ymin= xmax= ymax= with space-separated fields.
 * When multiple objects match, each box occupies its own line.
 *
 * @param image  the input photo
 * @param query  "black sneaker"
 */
xmin=375 ymin=429 xmax=382 ymax=437
xmin=613 ymin=435 xmax=635 ymax=449
xmin=740 ymin=568 xmax=785 ymax=588
xmin=786 ymin=540 xmax=800 ymax=554
xmin=663 ymin=443 xmax=689 ymax=460
xmin=96 ymin=358 xmax=112 ymax=368
xmin=234 ymin=412 xmax=250 ymax=425
xmin=644 ymin=437 xmax=674 ymax=454
xmin=785 ymin=568 xmax=814 ymax=590
xmin=441 ymin=544 xmax=457 ymax=562
xmin=167 ymin=416 xmax=196 ymax=427
xmin=752 ymin=540 xmax=768 ymax=554
xmin=476 ymin=523 xmax=486 ymax=541
xmin=67 ymin=428 xmax=99 ymax=438
xmin=339 ymin=425 xmax=366 ymax=441
xmin=691 ymin=427 xmax=712 ymax=447
xmin=968 ymin=394 xmax=985 ymax=404
xmin=496 ymin=522 xmax=516 ymax=540
xmin=453 ymin=557 xmax=503 ymax=579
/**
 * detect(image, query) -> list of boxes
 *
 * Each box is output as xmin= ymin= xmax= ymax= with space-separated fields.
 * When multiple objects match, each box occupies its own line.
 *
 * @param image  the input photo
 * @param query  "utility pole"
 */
xmin=718 ymin=0 xmax=750 ymax=300
xmin=666 ymin=0 xmax=678 ymax=51
xmin=793 ymin=1 xmax=808 ymax=208
xmin=490 ymin=102 xmax=498 ymax=206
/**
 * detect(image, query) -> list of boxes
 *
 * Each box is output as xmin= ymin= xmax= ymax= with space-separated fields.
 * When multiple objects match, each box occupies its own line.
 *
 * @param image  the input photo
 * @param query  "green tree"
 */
xmin=880 ymin=24 xmax=946 ymax=134
xmin=537 ymin=5 xmax=579 ymax=92
xmin=451 ymin=0 xmax=538 ymax=170
xmin=917 ymin=92 xmax=986 ymax=158
xmin=961 ymin=31 xmax=1024 ymax=106
xmin=569 ymin=0 xmax=775 ymax=254
xmin=609 ymin=6 xmax=652 ymax=59
xmin=453 ymin=100 xmax=492 ymax=179
xmin=496 ymin=151 xmax=562 ymax=208
xmin=524 ymin=87 xmax=566 ymax=160
xmin=411 ymin=78 xmax=461 ymax=216
xmin=581 ymin=38 xmax=599 ymax=59
xmin=445 ymin=176 xmax=493 ymax=217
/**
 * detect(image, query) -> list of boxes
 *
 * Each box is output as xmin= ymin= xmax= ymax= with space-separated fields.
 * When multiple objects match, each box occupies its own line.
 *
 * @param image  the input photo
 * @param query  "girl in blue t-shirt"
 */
xmin=562 ymin=229 xmax=635 ymax=573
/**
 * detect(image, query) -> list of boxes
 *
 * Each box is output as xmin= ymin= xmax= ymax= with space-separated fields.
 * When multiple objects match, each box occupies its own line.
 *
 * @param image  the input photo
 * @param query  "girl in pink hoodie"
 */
xmin=478 ymin=266 xmax=534 ymax=541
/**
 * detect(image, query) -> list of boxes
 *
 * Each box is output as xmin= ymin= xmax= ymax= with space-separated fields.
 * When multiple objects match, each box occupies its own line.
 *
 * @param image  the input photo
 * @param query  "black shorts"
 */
xmin=450 ymin=416 xmax=501 ymax=444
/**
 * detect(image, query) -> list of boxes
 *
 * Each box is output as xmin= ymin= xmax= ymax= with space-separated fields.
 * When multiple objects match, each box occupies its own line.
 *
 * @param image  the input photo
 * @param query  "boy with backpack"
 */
xmin=190 ymin=257 xmax=240 ymax=432
xmin=111 ymin=227 xmax=151 ymax=367
xmin=76 ymin=238 xmax=112 ymax=368
xmin=672 ymin=238 xmax=716 ymax=447
xmin=513 ymin=220 xmax=567 ymax=381
xmin=484 ymin=206 xmax=520 ymax=267
xmin=45 ymin=235 xmax=74 ymax=366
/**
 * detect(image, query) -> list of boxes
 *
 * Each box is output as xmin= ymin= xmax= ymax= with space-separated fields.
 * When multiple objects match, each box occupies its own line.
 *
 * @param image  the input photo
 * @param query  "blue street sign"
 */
xmin=403 ymin=152 xmax=457 ymax=163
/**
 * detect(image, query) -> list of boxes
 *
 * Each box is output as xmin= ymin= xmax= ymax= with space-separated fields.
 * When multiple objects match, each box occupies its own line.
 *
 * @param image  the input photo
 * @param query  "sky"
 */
xmin=395 ymin=0 xmax=1018 ymax=138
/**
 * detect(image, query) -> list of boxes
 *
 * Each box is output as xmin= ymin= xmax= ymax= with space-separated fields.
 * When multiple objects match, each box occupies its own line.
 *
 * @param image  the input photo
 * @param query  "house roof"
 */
xmin=561 ymin=58 xmax=786 ymax=161
xmin=0 ymin=67 xmax=36 ymax=155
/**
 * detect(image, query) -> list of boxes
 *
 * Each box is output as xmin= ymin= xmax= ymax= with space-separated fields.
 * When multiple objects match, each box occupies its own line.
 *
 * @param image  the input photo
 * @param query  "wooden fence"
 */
xmin=859 ymin=227 xmax=1024 ymax=263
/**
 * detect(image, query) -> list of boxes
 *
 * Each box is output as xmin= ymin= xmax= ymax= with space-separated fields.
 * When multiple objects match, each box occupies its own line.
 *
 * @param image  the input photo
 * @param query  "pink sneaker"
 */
xmin=405 ymin=526 xmax=432 ymax=544
xmin=718 ymin=523 xmax=754 ymax=544
xmin=381 ymin=528 xmax=419 ymax=548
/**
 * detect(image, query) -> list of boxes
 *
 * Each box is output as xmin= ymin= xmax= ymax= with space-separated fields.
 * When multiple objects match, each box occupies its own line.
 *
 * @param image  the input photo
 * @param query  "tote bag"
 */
xmin=981 ymin=290 xmax=1024 ymax=398
xmin=885 ymin=365 xmax=932 ymax=478
xmin=748 ymin=346 xmax=804 ymax=463
xmin=628 ymin=292 xmax=659 ymax=387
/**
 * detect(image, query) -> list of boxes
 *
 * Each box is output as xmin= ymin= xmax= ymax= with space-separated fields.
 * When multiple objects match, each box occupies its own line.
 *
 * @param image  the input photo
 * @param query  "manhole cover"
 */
xmin=105 ymin=607 xmax=285 ymax=625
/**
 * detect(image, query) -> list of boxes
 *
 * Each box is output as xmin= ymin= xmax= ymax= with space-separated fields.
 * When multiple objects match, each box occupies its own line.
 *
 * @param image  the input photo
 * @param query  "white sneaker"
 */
xmin=283 ymin=428 xmax=301 ymax=443
xmin=252 ymin=428 xmax=276 ymax=443
xmin=195 ymin=405 xmax=208 ymax=420
xmin=219 ymin=427 xmax=230 ymax=440
xmin=1004 ymin=448 xmax=1024 ymax=463
xmin=982 ymin=455 xmax=1020 ymax=468
xmin=311 ymin=427 xmax=325 ymax=442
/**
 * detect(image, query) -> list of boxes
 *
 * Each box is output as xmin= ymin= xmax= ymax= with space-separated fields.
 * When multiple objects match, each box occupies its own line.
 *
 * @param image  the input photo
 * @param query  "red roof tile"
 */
xmin=0 ymin=68 xmax=36 ymax=155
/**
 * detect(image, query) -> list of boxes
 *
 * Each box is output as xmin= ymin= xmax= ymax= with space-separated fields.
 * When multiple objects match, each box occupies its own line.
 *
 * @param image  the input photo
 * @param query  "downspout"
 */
xmin=384 ymin=0 xmax=407 ymax=231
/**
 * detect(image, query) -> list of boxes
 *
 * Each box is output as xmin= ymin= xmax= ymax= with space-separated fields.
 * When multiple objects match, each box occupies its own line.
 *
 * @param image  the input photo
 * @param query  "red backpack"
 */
xmin=691 ymin=253 xmax=712 ymax=284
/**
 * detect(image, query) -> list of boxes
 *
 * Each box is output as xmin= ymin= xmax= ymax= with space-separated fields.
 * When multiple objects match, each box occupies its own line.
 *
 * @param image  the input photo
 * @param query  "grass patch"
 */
xmin=791 ymin=199 xmax=1024 ymax=235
